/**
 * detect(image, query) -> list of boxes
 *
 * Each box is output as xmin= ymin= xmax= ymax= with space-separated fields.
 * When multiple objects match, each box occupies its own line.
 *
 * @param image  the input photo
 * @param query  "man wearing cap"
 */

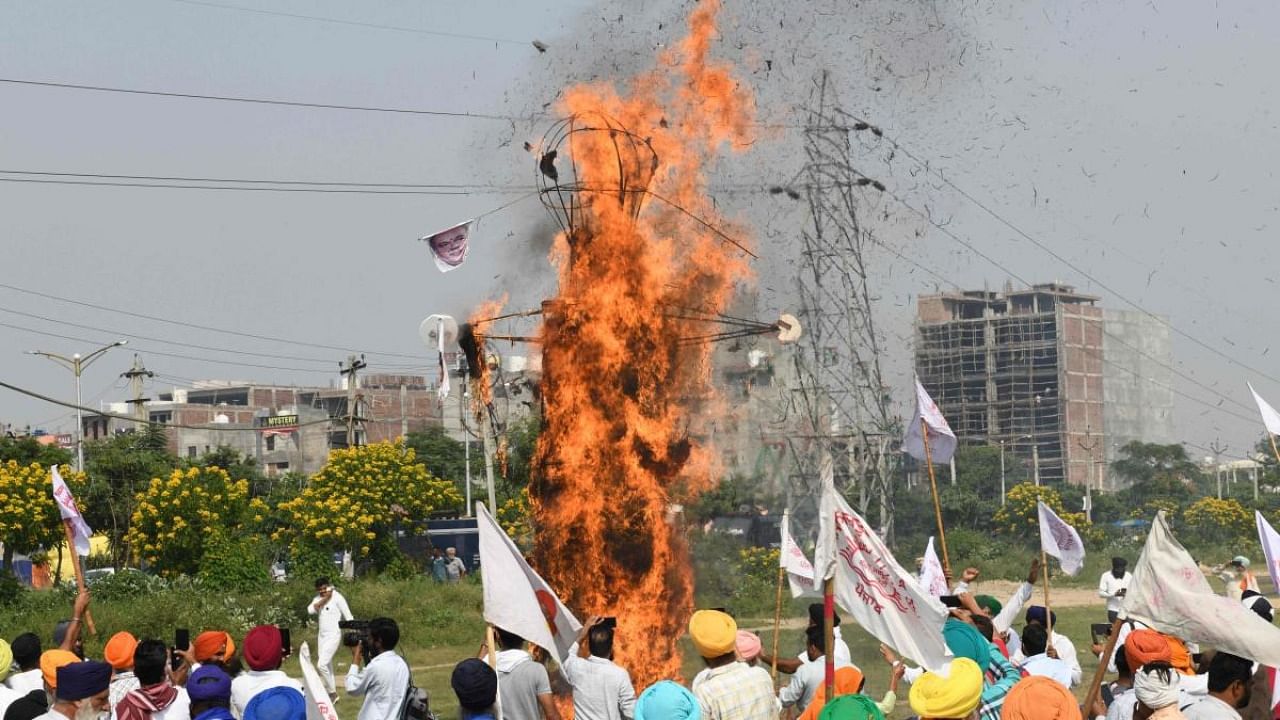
xmin=908 ymin=657 xmax=985 ymax=720
xmin=38 ymin=661 xmax=111 ymax=720
xmin=346 ymin=618 xmax=410 ymax=720
xmin=5 ymin=649 xmax=79 ymax=720
xmin=688 ymin=610 xmax=778 ymax=720
xmin=1218 ymin=558 xmax=1259 ymax=602
xmin=0 ymin=641 xmax=22 ymax=719
xmin=230 ymin=626 xmax=302 ymax=719
xmin=115 ymin=640 xmax=189 ymax=720
xmin=1099 ymin=558 xmax=1132 ymax=624
xmin=187 ymin=667 xmax=234 ymax=720
xmin=104 ymin=633 xmax=139 ymax=711
xmin=452 ymin=658 xmax=498 ymax=720
xmin=307 ymin=577 xmax=353 ymax=700
xmin=560 ymin=616 xmax=636 ymax=720
xmin=780 ymin=626 xmax=855 ymax=713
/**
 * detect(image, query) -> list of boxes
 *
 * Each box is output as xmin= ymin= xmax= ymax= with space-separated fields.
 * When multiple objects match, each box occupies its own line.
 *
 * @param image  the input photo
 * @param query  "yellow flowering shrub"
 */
xmin=498 ymin=488 xmax=532 ymax=547
xmin=1183 ymin=497 xmax=1250 ymax=538
xmin=0 ymin=461 xmax=86 ymax=555
xmin=277 ymin=440 xmax=462 ymax=558
xmin=739 ymin=546 xmax=781 ymax=583
xmin=126 ymin=466 xmax=265 ymax=575
xmin=992 ymin=482 xmax=1096 ymax=542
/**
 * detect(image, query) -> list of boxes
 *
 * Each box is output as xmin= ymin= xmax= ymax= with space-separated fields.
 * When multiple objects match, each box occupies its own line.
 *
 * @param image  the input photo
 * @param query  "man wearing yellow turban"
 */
xmin=909 ymin=658 xmax=985 ymax=720
xmin=689 ymin=611 xmax=779 ymax=720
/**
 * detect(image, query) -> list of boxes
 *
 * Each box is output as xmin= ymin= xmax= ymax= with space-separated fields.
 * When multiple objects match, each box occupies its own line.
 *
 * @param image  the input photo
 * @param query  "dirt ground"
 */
xmin=969 ymin=579 xmax=1102 ymax=607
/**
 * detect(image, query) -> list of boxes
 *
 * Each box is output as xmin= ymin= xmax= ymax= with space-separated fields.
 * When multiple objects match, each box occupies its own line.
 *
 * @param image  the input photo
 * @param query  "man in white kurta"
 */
xmin=307 ymin=578 xmax=353 ymax=697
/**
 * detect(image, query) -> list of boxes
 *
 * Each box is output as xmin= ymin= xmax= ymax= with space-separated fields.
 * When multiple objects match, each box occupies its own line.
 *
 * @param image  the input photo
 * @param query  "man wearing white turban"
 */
xmin=1134 ymin=663 xmax=1186 ymax=720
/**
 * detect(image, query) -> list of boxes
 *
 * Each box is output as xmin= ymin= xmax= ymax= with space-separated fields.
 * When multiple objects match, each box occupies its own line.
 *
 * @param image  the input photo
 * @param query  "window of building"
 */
xmin=266 ymin=435 xmax=276 ymax=451
xmin=187 ymin=446 xmax=197 ymax=459
xmin=149 ymin=411 xmax=172 ymax=424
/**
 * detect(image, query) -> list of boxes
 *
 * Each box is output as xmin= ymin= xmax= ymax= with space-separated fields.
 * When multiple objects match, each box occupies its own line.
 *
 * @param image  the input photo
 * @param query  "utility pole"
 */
xmin=1079 ymin=428 xmax=1099 ymax=523
xmin=339 ymin=354 xmax=367 ymax=448
xmin=1209 ymin=439 xmax=1228 ymax=499
xmin=999 ymin=440 xmax=1007 ymax=507
xmin=29 ymin=339 xmax=127 ymax=471
xmin=121 ymin=355 xmax=154 ymax=433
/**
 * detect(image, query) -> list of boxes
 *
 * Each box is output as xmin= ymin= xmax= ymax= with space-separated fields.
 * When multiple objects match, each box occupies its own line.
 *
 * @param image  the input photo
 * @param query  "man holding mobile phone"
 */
xmin=559 ymin=616 xmax=636 ymax=720
xmin=1099 ymin=558 xmax=1132 ymax=624
xmin=308 ymin=577 xmax=353 ymax=699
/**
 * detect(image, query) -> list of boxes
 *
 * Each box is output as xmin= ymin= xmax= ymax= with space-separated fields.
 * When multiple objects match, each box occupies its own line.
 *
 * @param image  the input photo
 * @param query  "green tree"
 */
xmin=82 ymin=425 xmax=180 ymax=568
xmin=188 ymin=446 xmax=269 ymax=496
xmin=0 ymin=436 xmax=73 ymax=468
xmin=404 ymin=426 xmax=481 ymax=499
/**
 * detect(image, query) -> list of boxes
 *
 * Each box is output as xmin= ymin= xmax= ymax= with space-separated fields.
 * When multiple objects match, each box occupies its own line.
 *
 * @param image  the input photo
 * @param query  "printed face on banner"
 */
xmin=429 ymin=225 xmax=470 ymax=267
xmin=835 ymin=511 xmax=918 ymax=616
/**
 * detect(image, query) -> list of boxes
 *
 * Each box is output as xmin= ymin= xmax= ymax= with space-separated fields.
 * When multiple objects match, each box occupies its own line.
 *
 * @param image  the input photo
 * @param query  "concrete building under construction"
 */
xmin=915 ymin=283 xmax=1174 ymax=489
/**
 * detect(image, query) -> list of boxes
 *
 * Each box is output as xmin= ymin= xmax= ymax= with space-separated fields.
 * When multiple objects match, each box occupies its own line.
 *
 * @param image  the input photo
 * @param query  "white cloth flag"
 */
xmin=1249 ymin=383 xmax=1280 ymax=436
xmin=1255 ymin=511 xmax=1280 ymax=711
xmin=422 ymin=220 xmax=473 ymax=273
xmin=51 ymin=466 xmax=91 ymax=557
xmin=780 ymin=511 xmax=819 ymax=598
xmin=298 ymin=642 xmax=340 ymax=720
xmin=476 ymin=502 xmax=582 ymax=663
xmin=1122 ymin=511 xmax=1280 ymax=667
xmin=919 ymin=537 xmax=948 ymax=597
xmin=1038 ymin=501 xmax=1085 ymax=577
xmin=815 ymin=467 xmax=951 ymax=670
xmin=436 ymin=317 xmax=451 ymax=401
xmin=902 ymin=379 xmax=957 ymax=464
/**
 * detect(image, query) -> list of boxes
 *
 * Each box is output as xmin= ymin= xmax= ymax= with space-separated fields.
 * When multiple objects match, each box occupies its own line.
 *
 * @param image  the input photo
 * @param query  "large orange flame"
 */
xmin=530 ymin=0 xmax=755 ymax=689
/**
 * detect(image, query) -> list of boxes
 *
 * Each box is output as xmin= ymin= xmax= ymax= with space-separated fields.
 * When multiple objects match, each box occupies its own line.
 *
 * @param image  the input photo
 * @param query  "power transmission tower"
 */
xmin=339 ymin=354 xmax=367 ymax=448
xmin=121 ymin=354 xmax=154 ymax=432
xmin=789 ymin=70 xmax=900 ymax=543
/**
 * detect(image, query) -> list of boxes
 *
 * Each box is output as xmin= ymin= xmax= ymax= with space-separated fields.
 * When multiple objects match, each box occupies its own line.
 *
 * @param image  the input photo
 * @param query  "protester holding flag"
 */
xmin=493 ymin=627 xmax=562 ymax=720
xmin=1013 ymin=607 xmax=1082 ymax=688
xmin=779 ymin=626 xmax=854 ymax=713
xmin=759 ymin=605 xmax=853 ymax=676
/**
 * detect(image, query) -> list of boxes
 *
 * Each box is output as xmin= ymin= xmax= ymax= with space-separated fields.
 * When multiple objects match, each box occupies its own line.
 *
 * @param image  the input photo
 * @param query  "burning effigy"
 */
xmin=470 ymin=0 xmax=759 ymax=688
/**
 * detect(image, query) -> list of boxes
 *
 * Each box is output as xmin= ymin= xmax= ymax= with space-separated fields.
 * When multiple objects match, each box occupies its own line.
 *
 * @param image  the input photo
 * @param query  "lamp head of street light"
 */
xmin=115 ymin=340 xmax=128 ymax=347
xmin=73 ymin=353 xmax=82 ymax=360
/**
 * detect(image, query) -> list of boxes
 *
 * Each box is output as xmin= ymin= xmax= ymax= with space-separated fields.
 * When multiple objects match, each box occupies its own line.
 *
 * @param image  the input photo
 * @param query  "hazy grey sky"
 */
xmin=2 ymin=0 xmax=1277 ymax=463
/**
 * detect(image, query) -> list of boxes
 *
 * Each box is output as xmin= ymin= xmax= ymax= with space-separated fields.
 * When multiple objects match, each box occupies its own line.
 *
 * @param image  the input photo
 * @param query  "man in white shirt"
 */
xmin=1099 ymin=558 xmax=1132 ymax=624
xmin=1016 ymin=624 xmax=1074 ymax=689
xmin=346 ymin=618 xmax=411 ymax=720
xmin=230 ymin=626 xmax=303 ymax=719
xmin=0 ymin=640 xmax=22 ymax=720
xmin=307 ymin=577 xmax=353 ymax=698
xmin=758 ymin=604 xmax=853 ymax=674
xmin=561 ymin=617 xmax=637 ymax=720
xmin=7 ymin=634 xmax=45 ymax=696
xmin=1013 ymin=606 xmax=1082 ymax=687
xmin=779 ymin=626 xmax=854 ymax=712
xmin=1184 ymin=652 xmax=1253 ymax=720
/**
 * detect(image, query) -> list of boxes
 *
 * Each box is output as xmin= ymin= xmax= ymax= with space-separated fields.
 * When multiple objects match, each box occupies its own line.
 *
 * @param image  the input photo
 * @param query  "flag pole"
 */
xmin=823 ymin=576 xmax=835 ymax=703
xmin=485 ymin=625 xmax=503 ymax=720
xmin=920 ymin=418 xmax=951 ymax=576
xmin=771 ymin=565 xmax=785 ymax=684
xmin=61 ymin=520 xmax=95 ymax=636
xmin=1041 ymin=549 xmax=1053 ymax=653
xmin=1269 ymin=433 xmax=1280 ymax=465
xmin=1082 ymin=619 xmax=1123 ymax=718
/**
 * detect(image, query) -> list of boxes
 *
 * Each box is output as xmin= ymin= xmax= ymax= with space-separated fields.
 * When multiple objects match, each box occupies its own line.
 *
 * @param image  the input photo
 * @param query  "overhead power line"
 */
xmin=160 ymin=0 xmax=530 ymax=46
xmin=0 ymin=77 xmax=535 ymax=122
xmin=0 ymin=170 xmax=526 ymax=191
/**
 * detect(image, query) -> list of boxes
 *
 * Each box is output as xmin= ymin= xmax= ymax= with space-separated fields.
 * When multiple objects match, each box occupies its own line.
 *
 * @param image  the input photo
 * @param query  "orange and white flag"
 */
xmin=780 ymin=511 xmax=819 ymax=598
xmin=51 ymin=466 xmax=91 ymax=556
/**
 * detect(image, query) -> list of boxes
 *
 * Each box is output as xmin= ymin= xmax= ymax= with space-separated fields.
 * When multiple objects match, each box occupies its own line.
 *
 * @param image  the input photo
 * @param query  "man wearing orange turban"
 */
xmin=1124 ymin=630 xmax=1172 ymax=677
xmin=105 ymin=631 xmax=140 ymax=710
xmin=1000 ymin=677 xmax=1079 ymax=720
xmin=193 ymin=632 xmax=236 ymax=666
xmin=799 ymin=663 xmax=904 ymax=720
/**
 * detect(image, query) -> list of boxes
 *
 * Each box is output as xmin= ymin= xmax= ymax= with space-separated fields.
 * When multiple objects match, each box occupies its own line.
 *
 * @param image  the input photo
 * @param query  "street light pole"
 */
xmin=999 ymin=440 xmax=1007 ymax=507
xmin=29 ymin=340 xmax=127 ymax=472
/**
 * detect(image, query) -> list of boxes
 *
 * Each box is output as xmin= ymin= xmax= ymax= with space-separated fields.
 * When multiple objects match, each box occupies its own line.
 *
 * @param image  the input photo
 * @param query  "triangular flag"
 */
xmin=422 ymin=220 xmax=473 ymax=273
xmin=817 ymin=480 xmax=951 ymax=670
xmin=1249 ymin=383 xmax=1280 ymax=436
xmin=1038 ymin=501 xmax=1086 ymax=577
xmin=51 ymin=466 xmax=91 ymax=557
xmin=1123 ymin=511 xmax=1280 ymax=666
xmin=780 ymin=511 xmax=819 ymax=598
xmin=902 ymin=379 xmax=957 ymax=464
xmin=919 ymin=537 xmax=948 ymax=597
xmin=1256 ymin=511 xmax=1280 ymax=604
xmin=476 ymin=502 xmax=581 ymax=662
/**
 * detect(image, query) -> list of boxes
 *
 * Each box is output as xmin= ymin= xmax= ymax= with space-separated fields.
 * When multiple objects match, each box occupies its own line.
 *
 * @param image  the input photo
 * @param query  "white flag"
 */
xmin=51 ymin=466 xmax=91 ymax=557
xmin=1123 ymin=511 xmax=1280 ymax=666
xmin=422 ymin=220 xmax=473 ymax=273
xmin=780 ymin=511 xmax=819 ymax=598
xmin=1249 ymin=383 xmax=1280 ymax=436
xmin=815 ymin=480 xmax=951 ymax=670
xmin=298 ymin=642 xmax=340 ymax=720
xmin=436 ymin=317 xmax=451 ymax=401
xmin=919 ymin=537 xmax=948 ymax=597
xmin=1038 ymin=501 xmax=1085 ymax=577
xmin=1256 ymin=511 xmax=1280 ymax=600
xmin=476 ymin=502 xmax=581 ymax=662
xmin=902 ymin=380 xmax=957 ymax=464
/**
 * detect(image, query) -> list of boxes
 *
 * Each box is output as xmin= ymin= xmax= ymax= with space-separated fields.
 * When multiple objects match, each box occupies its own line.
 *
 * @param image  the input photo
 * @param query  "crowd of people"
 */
xmin=0 ymin=577 xmax=410 ymax=720
xmin=3 ymin=556 xmax=1276 ymax=720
